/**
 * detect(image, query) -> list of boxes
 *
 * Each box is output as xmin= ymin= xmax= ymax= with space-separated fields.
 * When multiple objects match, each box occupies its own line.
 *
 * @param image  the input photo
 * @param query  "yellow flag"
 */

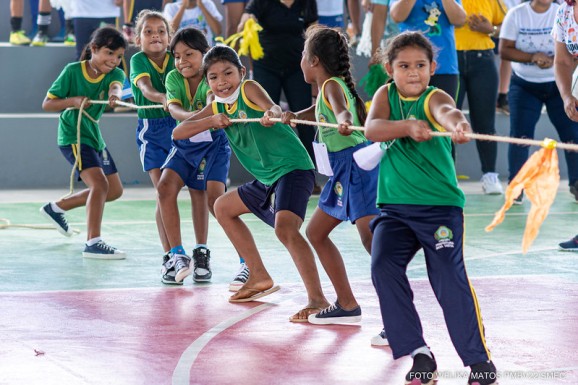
xmin=215 ymin=18 xmax=264 ymax=60
xmin=485 ymin=140 xmax=560 ymax=253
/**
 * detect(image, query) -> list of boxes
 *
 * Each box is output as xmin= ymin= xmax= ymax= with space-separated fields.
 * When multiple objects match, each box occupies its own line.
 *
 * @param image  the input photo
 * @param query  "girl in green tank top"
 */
xmin=173 ymin=45 xmax=330 ymax=318
xmin=281 ymin=25 xmax=379 ymax=325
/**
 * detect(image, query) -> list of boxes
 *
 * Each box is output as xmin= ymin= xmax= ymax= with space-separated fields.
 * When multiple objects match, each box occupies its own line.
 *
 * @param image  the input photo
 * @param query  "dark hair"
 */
xmin=304 ymin=25 xmax=367 ymax=125
xmin=202 ymin=45 xmax=244 ymax=77
xmin=565 ymin=0 xmax=575 ymax=5
xmin=382 ymin=31 xmax=435 ymax=65
xmin=80 ymin=26 xmax=127 ymax=61
xmin=170 ymin=27 xmax=210 ymax=56
xmin=135 ymin=9 xmax=171 ymax=38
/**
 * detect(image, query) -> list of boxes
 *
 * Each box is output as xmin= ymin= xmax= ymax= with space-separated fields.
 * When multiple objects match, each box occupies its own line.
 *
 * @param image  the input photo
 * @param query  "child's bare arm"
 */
xmin=429 ymin=90 xmax=471 ymax=144
xmin=172 ymin=103 xmax=229 ymax=140
xmin=168 ymin=101 xmax=194 ymax=122
xmin=136 ymin=76 xmax=167 ymax=106
xmin=365 ymin=85 xmax=431 ymax=142
xmin=324 ymin=79 xmax=354 ymax=136
xmin=108 ymin=82 xmax=123 ymax=108
xmin=243 ymin=81 xmax=283 ymax=126
xmin=281 ymin=104 xmax=315 ymax=127
xmin=42 ymin=96 xmax=90 ymax=112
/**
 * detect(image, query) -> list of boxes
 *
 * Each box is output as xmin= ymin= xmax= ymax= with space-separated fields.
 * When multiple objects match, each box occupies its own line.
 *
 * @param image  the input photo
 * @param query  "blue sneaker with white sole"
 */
xmin=40 ymin=203 xmax=73 ymax=237
xmin=83 ymin=241 xmax=126 ymax=260
xmin=308 ymin=301 xmax=361 ymax=325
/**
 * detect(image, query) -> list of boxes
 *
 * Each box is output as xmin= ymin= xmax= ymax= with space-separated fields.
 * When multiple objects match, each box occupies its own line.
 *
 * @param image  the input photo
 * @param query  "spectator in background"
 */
xmin=238 ymin=0 xmax=320 ymax=192
xmin=9 ymin=0 xmax=32 ymax=45
xmin=362 ymin=0 xmax=399 ymax=66
xmin=500 ymin=0 xmax=578 ymax=204
xmin=31 ymin=0 xmax=75 ymax=46
xmin=163 ymin=0 xmax=222 ymax=42
xmin=123 ymin=0 xmax=169 ymax=44
xmin=454 ymin=0 xmax=506 ymax=195
xmin=389 ymin=0 xmax=466 ymax=100
xmin=70 ymin=0 xmax=122 ymax=60
xmin=222 ymin=0 xmax=249 ymax=38
xmin=317 ymin=0 xmax=346 ymax=29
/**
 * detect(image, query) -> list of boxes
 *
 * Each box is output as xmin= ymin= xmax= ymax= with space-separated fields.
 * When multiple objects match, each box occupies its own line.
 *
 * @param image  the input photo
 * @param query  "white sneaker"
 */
xmin=481 ymin=172 xmax=503 ymax=195
xmin=371 ymin=329 xmax=389 ymax=346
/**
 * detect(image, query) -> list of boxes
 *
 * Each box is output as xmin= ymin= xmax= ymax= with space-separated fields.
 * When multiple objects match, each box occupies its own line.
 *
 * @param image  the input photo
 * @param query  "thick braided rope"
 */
xmin=230 ymin=117 xmax=578 ymax=152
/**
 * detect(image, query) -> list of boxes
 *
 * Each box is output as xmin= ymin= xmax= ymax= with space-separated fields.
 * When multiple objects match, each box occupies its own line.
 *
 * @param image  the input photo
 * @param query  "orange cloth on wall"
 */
xmin=485 ymin=146 xmax=560 ymax=254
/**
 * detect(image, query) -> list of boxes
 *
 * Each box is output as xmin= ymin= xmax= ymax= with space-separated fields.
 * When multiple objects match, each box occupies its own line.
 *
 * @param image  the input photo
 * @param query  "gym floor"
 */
xmin=0 ymin=183 xmax=576 ymax=384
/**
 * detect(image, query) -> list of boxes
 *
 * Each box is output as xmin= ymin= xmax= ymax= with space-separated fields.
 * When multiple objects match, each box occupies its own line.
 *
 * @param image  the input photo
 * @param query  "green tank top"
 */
xmin=316 ymin=77 xmax=367 ymax=152
xmin=130 ymin=51 xmax=174 ymax=119
xmin=212 ymin=80 xmax=314 ymax=186
xmin=377 ymin=83 xmax=465 ymax=208
xmin=165 ymin=69 xmax=210 ymax=122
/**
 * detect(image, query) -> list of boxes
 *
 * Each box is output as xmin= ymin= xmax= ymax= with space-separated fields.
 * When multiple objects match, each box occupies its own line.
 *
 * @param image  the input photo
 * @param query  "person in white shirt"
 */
xmin=500 ymin=0 xmax=578 ymax=204
xmin=163 ymin=0 xmax=222 ymax=43
xmin=70 ymin=0 xmax=122 ymax=60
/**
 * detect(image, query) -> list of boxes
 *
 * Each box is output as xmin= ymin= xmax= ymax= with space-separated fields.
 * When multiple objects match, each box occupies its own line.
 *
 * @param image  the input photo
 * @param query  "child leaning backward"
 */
xmin=365 ymin=31 xmax=498 ymax=385
xmin=40 ymin=27 xmax=127 ymax=259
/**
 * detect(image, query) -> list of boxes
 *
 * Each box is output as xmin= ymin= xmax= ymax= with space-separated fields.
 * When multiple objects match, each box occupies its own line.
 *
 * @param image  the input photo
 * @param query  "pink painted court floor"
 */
xmin=0 ymin=185 xmax=577 ymax=384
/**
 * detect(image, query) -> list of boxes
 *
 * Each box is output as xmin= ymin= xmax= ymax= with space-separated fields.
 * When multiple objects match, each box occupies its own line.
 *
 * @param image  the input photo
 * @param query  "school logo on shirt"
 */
xmin=434 ymin=225 xmax=454 ymax=250
xmin=99 ymin=90 xmax=105 ymax=100
xmin=197 ymin=158 xmax=206 ymax=180
xmin=334 ymin=181 xmax=343 ymax=207
xmin=318 ymin=113 xmax=327 ymax=123
xmin=196 ymin=100 xmax=203 ymax=111
xmin=238 ymin=110 xmax=247 ymax=120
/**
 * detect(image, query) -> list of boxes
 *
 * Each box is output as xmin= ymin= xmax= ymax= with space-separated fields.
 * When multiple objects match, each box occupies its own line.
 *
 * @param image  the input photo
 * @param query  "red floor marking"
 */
xmin=0 ymin=277 xmax=576 ymax=384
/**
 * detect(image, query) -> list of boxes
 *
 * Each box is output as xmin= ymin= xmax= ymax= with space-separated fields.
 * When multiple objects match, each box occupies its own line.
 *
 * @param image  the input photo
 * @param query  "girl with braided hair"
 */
xmin=281 ymin=25 xmax=379 ymax=324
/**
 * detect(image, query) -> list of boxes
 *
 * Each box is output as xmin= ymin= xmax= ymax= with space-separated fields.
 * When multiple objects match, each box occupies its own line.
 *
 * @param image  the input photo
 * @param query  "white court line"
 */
xmin=172 ymin=302 xmax=278 ymax=385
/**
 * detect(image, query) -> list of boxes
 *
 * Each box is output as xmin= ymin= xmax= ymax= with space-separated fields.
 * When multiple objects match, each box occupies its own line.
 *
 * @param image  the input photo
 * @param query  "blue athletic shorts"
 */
xmin=221 ymin=0 xmax=248 ymax=3
xmin=237 ymin=169 xmax=315 ymax=227
xmin=162 ymin=130 xmax=231 ymax=190
xmin=319 ymin=142 xmax=379 ymax=223
xmin=59 ymin=144 xmax=118 ymax=181
xmin=318 ymin=15 xmax=345 ymax=28
xmin=136 ymin=116 xmax=176 ymax=172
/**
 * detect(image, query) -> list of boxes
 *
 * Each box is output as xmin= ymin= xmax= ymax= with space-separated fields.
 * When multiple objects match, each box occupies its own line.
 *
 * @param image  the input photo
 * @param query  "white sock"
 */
xmin=86 ymin=237 xmax=102 ymax=246
xmin=411 ymin=346 xmax=432 ymax=359
xmin=50 ymin=202 xmax=65 ymax=214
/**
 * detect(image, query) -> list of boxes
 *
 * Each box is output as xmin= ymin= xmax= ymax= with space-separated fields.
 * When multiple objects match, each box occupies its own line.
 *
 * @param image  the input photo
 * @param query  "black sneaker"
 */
xmin=496 ymin=94 xmax=509 ymax=115
xmin=570 ymin=181 xmax=578 ymax=202
xmin=308 ymin=301 xmax=361 ymax=325
xmin=174 ymin=253 xmax=191 ymax=283
xmin=405 ymin=353 xmax=437 ymax=385
xmin=40 ymin=203 xmax=73 ymax=237
xmin=513 ymin=191 xmax=523 ymax=205
xmin=192 ymin=247 xmax=212 ymax=282
xmin=468 ymin=360 xmax=498 ymax=385
xmin=161 ymin=253 xmax=182 ymax=285
xmin=559 ymin=235 xmax=578 ymax=252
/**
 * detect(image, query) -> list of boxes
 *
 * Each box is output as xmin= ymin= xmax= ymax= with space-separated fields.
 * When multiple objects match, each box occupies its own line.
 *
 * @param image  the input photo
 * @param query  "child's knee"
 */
xmin=275 ymin=222 xmax=301 ymax=245
xmin=156 ymin=179 xmax=176 ymax=202
xmin=107 ymin=185 xmax=123 ymax=202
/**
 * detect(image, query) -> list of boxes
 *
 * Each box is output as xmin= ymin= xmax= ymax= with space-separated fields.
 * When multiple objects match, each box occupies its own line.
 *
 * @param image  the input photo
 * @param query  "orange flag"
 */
xmin=485 ymin=140 xmax=560 ymax=253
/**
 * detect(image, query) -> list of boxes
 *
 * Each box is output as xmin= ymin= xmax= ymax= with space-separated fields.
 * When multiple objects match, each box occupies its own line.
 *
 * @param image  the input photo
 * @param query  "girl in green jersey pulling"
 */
xmin=173 ymin=45 xmax=330 ymax=322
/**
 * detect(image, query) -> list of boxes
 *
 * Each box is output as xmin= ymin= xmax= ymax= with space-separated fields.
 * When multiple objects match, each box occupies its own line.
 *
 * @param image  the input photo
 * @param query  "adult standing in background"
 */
xmin=238 ymin=0 xmax=320 ymax=191
xmin=222 ymin=0 xmax=249 ymax=38
xmin=123 ymin=0 xmax=169 ymax=44
xmin=8 ymin=0 xmax=32 ymax=45
xmin=500 ymin=0 xmax=578 ymax=204
xmin=70 ymin=0 xmax=122 ymax=60
xmin=454 ymin=0 xmax=506 ymax=195
xmin=552 ymin=0 xmax=578 ymax=251
xmin=389 ymin=0 xmax=466 ymax=99
xmin=163 ymin=0 xmax=222 ymax=41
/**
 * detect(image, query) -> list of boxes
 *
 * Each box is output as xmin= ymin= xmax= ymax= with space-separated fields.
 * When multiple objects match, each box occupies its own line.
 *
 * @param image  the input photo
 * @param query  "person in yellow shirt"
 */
xmin=455 ymin=0 xmax=507 ymax=196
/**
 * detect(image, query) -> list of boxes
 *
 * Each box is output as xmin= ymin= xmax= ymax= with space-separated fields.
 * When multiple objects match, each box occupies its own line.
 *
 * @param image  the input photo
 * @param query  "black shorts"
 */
xmin=237 ymin=169 xmax=314 ymax=227
xmin=60 ymin=144 xmax=118 ymax=181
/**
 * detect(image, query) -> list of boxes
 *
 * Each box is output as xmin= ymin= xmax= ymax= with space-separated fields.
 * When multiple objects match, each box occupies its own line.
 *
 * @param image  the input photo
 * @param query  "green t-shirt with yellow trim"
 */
xmin=211 ymin=80 xmax=314 ymax=186
xmin=316 ymin=77 xmax=367 ymax=152
xmin=47 ymin=61 xmax=125 ymax=151
xmin=165 ymin=69 xmax=211 ymax=122
xmin=377 ymin=83 xmax=465 ymax=208
xmin=130 ymin=51 xmax=174 ymax=119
